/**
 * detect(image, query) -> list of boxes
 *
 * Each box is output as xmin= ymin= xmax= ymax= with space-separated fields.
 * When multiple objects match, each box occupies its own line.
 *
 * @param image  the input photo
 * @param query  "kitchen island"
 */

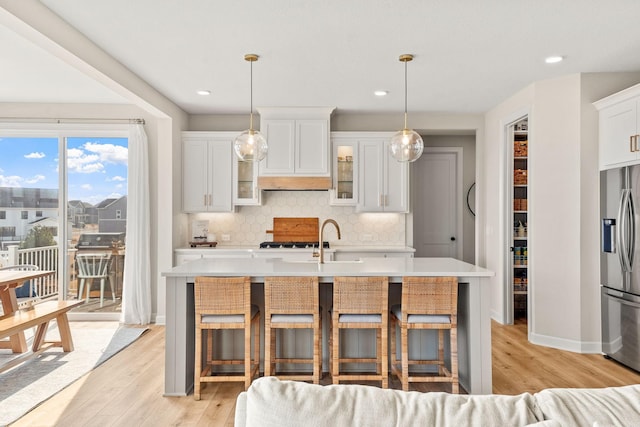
xmin=162 ymin=257 xmax=494 ymax=396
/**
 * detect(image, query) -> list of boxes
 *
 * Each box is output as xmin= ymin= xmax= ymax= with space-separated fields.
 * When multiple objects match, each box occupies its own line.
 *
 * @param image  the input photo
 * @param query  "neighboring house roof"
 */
xmin=29 ymin=217 xmax=57 ymax=225
xmin=95 ymin=196 xmax=126 ymax=209
xmin=68 ymin=200 xmax=94 ymax=209
xmin=94 ymin=198 xmax=117 ymax=209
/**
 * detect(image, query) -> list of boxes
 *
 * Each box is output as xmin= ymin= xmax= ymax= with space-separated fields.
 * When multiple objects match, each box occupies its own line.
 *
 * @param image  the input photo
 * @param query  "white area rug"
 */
xmin=0 ymin=323 xmax=147 ymax=426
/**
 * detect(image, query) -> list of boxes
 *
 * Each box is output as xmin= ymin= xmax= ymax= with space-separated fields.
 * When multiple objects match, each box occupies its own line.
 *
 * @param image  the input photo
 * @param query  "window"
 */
xmin=0 ymin=130 xmax=128 ymax=317
xmin=0 ymin=211 xmax=5 ymax=219
xmin=0 ymin=226 xmax=15 ymax=237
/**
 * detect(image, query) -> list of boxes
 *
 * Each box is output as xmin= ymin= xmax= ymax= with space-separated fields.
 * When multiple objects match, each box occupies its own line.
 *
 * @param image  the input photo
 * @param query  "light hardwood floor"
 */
xmin=11 ymin=320 xmax=640 ymax=426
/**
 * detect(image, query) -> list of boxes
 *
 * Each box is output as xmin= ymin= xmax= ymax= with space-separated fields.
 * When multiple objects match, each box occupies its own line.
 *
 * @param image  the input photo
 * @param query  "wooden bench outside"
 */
xmin=0 ymin=300 xmax=84 ymax=373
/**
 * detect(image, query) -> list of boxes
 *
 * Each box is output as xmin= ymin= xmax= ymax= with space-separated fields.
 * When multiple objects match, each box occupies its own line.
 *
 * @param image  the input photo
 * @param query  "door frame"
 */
xmin=411 ymin=147 xmax=464 ymax=260
xmin=0 ymin=123 xmax=129 ymax=321
xmin=501 ymin=108 xmax=532 ymax=329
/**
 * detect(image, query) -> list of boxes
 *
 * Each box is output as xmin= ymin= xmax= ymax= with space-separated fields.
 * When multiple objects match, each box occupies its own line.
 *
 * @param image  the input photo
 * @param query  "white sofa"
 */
xmin=235 ymin=377 xmax=640 ymax=427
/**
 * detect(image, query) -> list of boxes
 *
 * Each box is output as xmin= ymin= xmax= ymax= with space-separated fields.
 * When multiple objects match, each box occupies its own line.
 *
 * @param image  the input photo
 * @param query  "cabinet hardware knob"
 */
xmin=450 ymin=237 xmax=456 ymax=241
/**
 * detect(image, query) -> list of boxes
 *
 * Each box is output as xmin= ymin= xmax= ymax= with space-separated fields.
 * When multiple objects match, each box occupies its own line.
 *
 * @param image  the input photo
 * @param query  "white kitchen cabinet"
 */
xmin=258 ymin=107 xmax=335 ymax=176
xmin=595 ymin=83 xmax=640 ymax=170
xmin=182 ymin=132 xmax=234 ymax=212
xmin=234 ymin=157 xmax=261 ymax=205
xmin=329 ymin=137 xmax=358 ymax=206
xmin=358 ymin=134 xmax=408 ymax=212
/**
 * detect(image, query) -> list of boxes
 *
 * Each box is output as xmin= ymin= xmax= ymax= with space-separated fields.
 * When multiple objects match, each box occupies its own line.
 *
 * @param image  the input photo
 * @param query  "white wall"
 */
xmin=530 ymin=75 xmax=583 ymax=346
xmin=484 ymin=72 xmax=640 ymax=352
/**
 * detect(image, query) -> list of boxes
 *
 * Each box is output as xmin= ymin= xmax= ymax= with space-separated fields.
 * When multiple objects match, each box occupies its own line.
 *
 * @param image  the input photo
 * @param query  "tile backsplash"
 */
xmin=189 ymin=191 xmax=406 ymax=246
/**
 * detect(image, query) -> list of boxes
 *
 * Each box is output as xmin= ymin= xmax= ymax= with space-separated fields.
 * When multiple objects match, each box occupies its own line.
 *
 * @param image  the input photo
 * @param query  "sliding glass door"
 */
xmin=66 ymin=136 xmax=128 ymax=315
xmin=0 ymin=126 xmax=128 ymax=320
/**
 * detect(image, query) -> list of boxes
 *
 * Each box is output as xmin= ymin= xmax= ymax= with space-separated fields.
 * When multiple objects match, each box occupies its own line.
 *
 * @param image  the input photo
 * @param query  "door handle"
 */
xmin=627 ymin=189 xmax=636 ymax=267
xmin=605 ymin=292 xmax=640 ymax=309
xmin=618 ymin=189 xmax=633 ymax=272
xmin=631 ymin=135 xmax=640 ymax=152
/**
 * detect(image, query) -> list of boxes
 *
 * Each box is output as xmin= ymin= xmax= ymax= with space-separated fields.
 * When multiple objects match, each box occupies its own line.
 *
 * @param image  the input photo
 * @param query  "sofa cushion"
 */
xmin=245 ymin=377 xmax=543 ymax=427
xmin=534 ymin=384 xmax=640 ymax=427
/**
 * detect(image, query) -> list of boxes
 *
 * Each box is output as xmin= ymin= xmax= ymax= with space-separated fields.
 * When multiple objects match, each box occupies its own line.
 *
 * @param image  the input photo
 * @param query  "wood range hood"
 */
xmin=258 ymin=176 xmax=332 ymax=190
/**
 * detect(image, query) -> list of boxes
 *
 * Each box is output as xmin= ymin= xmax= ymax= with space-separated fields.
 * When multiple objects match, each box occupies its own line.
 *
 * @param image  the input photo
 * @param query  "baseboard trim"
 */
xmin=491 ymin=309 xmax=505 ymax=324
xmin=529 ymin=331 xmax=602 ymax=354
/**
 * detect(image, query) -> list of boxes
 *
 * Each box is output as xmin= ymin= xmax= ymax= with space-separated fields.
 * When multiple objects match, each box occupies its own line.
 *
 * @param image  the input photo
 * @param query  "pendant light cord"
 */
xmin=249 ymin=59 xmax=254 ymax=131
xmin=403 ymin=58 xmax=408 ymax=130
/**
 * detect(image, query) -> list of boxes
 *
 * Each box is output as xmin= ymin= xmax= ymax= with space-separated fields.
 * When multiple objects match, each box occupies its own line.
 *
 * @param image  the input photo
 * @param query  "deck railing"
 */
xmin=0 ymin=245 xmax=62 ymax=299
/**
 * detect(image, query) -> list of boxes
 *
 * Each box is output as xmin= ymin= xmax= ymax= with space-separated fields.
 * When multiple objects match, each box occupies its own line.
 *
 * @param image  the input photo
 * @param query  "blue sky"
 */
xmin=0 ymin=136 xmax=128 ymax=205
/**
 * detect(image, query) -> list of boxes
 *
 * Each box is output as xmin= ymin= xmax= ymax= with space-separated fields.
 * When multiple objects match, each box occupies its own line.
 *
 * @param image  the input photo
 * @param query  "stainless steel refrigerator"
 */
xmin=601 ymin=165 xmax=640 ymax=372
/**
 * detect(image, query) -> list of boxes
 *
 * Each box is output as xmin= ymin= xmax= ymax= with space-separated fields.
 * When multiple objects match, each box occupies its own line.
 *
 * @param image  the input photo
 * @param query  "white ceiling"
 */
xmin=4 ymin=0 xmax=640 ymax=115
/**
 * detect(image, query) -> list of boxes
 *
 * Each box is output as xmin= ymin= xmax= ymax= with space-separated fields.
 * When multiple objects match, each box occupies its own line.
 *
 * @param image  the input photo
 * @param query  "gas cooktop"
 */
xmin=259 ymin=241 xmax=329 ymax=249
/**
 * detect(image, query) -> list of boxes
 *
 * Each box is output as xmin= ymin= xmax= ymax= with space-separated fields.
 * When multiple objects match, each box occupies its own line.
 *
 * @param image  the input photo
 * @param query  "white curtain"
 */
xmin=121 ymin=123 xmax=151 ymax=325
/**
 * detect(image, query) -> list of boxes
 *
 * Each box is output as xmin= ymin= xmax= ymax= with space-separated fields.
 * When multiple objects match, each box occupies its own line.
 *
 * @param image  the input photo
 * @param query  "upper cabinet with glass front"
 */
xmin=233 ymin=158 xmax=261 ymax=205
xmin=330 ymin=135 xmax=358 ymax=205
xmin=329 ymin=132 xmax=408 ymax=211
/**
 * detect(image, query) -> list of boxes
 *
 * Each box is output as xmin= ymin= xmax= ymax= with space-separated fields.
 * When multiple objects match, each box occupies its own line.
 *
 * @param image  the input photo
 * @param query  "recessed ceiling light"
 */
xmin=374 ymin=90 xmax=388 ymax=97
xmin=196 ymin=90 xmax=211 ymax=96
xmin=545 ymin=56 xmax=564 ymax=64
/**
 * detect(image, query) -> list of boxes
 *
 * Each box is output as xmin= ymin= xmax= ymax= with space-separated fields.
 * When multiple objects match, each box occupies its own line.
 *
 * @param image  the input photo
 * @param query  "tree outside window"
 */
xmin=20 ymin=225 xmax=56 ymax=249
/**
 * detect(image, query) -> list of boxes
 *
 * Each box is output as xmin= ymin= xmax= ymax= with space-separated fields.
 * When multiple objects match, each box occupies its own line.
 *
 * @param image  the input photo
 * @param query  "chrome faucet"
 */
xmin=318 ymin=219 xmax=341 ymax=263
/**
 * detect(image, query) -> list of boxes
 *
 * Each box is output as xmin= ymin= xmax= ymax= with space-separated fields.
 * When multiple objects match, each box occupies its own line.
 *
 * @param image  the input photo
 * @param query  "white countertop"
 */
xmin=162 ymin=256 xmax=493 ymax=280
xmin=175 ymin=245 xmax=415 ymax=253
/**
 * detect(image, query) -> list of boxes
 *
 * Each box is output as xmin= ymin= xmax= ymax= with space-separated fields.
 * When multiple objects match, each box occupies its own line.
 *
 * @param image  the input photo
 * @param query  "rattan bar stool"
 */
xmin=331 ymin=276 xmax=389 ymax=388
xmin=390 ymin=276 xmax=459 ymax=393
xmin=264 ymin=276 xmax=321 ymax=384
xmin=194 ymin=276 xmax=260 ymax=400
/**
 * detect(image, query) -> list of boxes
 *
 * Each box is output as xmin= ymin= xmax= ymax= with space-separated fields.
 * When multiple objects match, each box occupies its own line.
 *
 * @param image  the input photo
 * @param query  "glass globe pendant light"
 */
xmin=234 ymin=54 xmax=268 ymax=162
xmin=389 ymin=54 xmax=424 ymax=162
